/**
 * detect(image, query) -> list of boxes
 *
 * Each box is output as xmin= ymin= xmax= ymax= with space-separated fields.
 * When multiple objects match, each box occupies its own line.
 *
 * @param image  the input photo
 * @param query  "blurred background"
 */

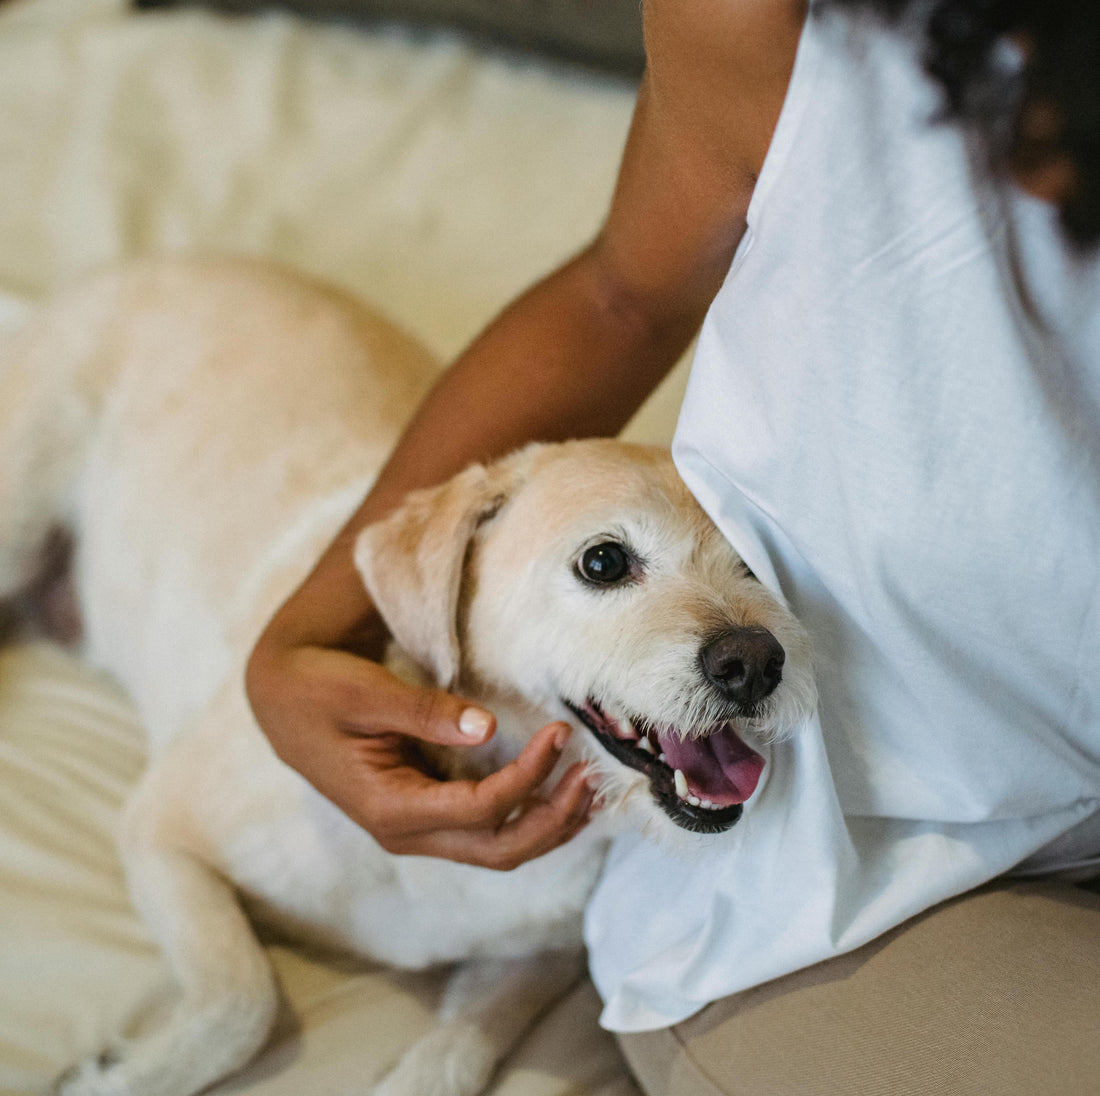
xmin=0 ymin=0 xmax=689 ymax=444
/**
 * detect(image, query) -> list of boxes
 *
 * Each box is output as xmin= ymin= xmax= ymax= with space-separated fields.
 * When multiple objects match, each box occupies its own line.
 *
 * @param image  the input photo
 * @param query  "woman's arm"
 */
xmin=245 ymin=0 xmax=805 ymax=869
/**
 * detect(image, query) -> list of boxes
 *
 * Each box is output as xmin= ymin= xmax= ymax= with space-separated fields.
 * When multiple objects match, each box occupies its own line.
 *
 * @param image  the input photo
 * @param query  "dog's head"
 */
xmin=355 ymin=440 xmax=815 ymax=839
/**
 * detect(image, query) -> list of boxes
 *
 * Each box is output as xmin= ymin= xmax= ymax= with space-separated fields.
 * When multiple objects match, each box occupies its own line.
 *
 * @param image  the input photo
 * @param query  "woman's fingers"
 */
xmin=386 ymin=761 xmax=600 ymax=869
xmin=297 ymin=646 xmax=499 ymax=747
xmin=248 ymin=642 xmax=599 ymax=870
xmin=371 ymin=721 xmax=579 ymax=835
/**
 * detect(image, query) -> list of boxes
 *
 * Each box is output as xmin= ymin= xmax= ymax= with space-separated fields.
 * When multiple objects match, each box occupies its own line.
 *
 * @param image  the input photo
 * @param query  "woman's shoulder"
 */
xmin=641 ymin=0 xmax=807 ymax=180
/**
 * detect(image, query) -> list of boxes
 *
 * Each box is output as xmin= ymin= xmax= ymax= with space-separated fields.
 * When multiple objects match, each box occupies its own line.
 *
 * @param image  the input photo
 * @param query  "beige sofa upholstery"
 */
xmin=0 ymin=644 xmax=639 ymax=1094
xmin=0 ymin=0 xmax=687 ymax=1090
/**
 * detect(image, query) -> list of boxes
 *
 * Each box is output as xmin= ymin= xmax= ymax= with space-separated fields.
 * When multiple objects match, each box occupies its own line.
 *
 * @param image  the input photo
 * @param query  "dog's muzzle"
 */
xmin=563 ymin=699 xmax=767 ymax=834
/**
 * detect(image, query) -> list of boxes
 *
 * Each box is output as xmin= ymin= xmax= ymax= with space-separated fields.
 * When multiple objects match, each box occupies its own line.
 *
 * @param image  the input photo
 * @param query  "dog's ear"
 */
xmin=353 ymin=460 xmax=517 ymax=689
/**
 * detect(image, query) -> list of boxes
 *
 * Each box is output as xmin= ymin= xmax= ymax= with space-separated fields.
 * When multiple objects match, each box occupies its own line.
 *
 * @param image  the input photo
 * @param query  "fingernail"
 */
xmin=553 ymin=724 xmax=572 ymax=750
xmin=458 ymin=708 xmax=492 ymax=739
xmin=585 ymin=769 xmax=601 ymax=791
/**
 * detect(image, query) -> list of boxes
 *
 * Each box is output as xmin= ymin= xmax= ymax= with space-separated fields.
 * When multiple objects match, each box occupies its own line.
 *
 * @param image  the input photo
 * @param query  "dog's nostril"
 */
xmin=701 ymin=627 xmax=785 ymax=705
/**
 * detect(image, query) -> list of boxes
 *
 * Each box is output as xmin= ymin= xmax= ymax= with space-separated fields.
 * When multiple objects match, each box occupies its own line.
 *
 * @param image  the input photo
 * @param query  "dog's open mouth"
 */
xmin=563 ymin=699 xmax=765 ymax=834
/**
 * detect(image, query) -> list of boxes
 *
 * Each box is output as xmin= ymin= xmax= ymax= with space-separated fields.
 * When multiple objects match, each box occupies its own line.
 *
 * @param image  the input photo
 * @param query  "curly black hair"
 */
xmin=831 ymin=0 xmax=1100 ymax=245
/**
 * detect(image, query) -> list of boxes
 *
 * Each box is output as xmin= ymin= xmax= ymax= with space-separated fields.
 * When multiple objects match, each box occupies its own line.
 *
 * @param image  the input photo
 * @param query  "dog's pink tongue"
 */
xmin=655 ymin=726 xmax=765 ymax=807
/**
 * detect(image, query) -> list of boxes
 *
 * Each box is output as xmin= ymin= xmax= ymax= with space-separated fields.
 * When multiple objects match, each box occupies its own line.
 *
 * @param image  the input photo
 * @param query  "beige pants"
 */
xmin=618 ymin=880 xmax=1100 ymax=1096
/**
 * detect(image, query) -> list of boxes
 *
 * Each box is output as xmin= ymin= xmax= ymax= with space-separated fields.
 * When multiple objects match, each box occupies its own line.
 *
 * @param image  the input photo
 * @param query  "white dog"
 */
xmin=0 ymin=259 xmax=815 ymax=1096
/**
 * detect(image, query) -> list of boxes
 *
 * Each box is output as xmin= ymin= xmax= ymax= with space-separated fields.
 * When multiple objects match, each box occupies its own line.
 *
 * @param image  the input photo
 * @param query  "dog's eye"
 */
xmin=578 ymin=542 xmax=630 ymax=585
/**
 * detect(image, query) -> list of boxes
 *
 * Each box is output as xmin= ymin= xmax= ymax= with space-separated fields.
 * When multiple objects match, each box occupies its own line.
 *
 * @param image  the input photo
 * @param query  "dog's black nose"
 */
xmin=700 ymin=627 xmax=785 ymax=705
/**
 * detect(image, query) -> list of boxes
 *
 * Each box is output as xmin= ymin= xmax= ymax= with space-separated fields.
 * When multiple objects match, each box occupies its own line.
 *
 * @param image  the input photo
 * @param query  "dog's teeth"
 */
xmin=636 ymin=736 xmax=655 ymax=754
xmin=687 ymin=794 xmax=701 ymax=807
xmin=658 ymin=753 xmax=668 ymax=764
xmin=674 ymin=769 xmax=689 ymax=800
xmin=701 ymin=798 xmax=715 ymax=809
xmin=621 ymin=718 xmax=637 ymax=740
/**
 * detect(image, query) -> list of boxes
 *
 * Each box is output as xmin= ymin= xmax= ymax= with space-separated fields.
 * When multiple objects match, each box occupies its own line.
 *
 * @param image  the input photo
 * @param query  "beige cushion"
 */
xmin=0 ymin=642 xmax=639 ymax=1094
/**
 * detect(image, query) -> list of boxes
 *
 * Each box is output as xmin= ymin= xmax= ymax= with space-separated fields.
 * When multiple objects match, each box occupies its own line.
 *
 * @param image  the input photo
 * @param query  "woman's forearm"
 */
xmin=363 ymin=240 xmax=702 ymax=519
xmin=263 ymin=238 xmax=703 ymax=652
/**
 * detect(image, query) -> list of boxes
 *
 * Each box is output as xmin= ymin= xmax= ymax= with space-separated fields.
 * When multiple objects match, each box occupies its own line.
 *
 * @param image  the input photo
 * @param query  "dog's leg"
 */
xmin=371 ymin=950 xmax=584 ymax=1096
xmin=55 ymin=846 xmax=279 ymax=1096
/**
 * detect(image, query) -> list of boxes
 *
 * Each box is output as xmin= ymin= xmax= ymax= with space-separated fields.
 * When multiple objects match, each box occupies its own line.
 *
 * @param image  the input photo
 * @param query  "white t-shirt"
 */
xmin=585 ymin=1 xmax=1100 ymax=1032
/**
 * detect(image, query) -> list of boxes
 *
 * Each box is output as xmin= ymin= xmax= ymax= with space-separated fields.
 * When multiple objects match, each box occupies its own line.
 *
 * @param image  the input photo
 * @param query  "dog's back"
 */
xmin=0 ymin=257 xmax=438 ymax=747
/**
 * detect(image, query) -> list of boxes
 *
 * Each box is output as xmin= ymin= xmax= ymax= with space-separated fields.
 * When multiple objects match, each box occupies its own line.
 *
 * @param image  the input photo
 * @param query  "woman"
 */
xmin=247 ymin=2 xmax=1100 ymax=1091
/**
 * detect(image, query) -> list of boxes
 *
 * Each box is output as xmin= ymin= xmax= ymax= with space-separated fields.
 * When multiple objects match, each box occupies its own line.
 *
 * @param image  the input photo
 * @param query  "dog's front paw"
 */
xmin=371 ymin=1021 xmax=496 ymax=1096
xmin=53 ymin=1047 xmax=131 ymax=1096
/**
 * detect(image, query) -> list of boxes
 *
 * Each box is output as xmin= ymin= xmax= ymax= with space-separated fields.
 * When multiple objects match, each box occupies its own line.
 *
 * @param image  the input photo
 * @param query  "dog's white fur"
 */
xmin=0 ymin=258 xmax=815 ymax=1096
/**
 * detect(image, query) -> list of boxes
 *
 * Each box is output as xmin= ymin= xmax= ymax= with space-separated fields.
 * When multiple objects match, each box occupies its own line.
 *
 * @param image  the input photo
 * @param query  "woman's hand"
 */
xmin=245 ymin=620 xmax=599 ymax=871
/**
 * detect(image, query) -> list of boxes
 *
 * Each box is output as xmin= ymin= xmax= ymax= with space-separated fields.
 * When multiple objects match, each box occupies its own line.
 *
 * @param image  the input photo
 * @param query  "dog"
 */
xmin=0 ymin=258 xmax=815 ymax=1096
